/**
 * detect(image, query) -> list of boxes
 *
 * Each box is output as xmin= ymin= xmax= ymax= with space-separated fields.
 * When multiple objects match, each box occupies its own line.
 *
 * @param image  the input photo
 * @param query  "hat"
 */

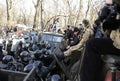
xmin=74 ymin=27 xmax=79 ymax=32
xmin=82 ymin=19 xmax=89 ymax=25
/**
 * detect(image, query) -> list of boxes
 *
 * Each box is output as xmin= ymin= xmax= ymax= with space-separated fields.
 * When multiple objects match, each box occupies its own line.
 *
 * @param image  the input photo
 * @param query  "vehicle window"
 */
xmin=42 ymin=34 xmax=52 ymax=42
xmin=41 ymin=34 xmax=63 ymax=43
xmin=53 ymin=36 xmax=63 ymax=42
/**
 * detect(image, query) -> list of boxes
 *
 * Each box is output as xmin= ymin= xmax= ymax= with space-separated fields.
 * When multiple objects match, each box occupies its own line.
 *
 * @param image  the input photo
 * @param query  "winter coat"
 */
xmin=110 ymin=28 xmax=120 ymax=49
xmin=64 ymin=27 xmax=94 ymax=56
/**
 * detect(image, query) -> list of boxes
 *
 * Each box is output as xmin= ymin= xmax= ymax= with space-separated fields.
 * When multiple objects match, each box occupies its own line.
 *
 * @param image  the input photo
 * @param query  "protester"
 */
xmin=93 ymin=19 xmax=103 ymax=38
xmin=79 ymin=0 xmax=120 ymax=81
xmin=64 ymin=19 xmax=94 ymax=56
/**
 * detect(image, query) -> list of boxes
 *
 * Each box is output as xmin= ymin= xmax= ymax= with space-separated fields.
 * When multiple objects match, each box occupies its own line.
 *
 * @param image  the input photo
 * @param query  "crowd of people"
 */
xmin=63 ymin=19 xmax=103 ymax=56
xmin=0 ymin=28 xmax=64 ymax=80
xmin=0 ymin=10 xmax=104 ymax=81
xmin=63 ymin=0 xmax=120 ymax=81
xmin=0 ymin=0 xmax=120 ymax=81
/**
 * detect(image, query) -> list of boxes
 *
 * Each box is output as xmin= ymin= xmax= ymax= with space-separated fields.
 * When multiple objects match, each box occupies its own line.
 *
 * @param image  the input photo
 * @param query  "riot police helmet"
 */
xmin=24 ymin=35 xmax=29 ymax=40
xmin=24 ymin=64 xmax=33 ymax=73
xmin=2 ymin=55 xmax=13 ymax=64
xmin=20 ymin=51 xmax=30 ymax=62
xmin=33 ymin=61 xmax=43 ymax=69
xmin=40 ymin=40 xmax=46 ymax=48
xmin=41 ymin=48 xmax=47 ymax=54
xmin=51 ymin=74 xmax=61 ymax=81
xmin=34 ymin=50 xmax=42 ymax=59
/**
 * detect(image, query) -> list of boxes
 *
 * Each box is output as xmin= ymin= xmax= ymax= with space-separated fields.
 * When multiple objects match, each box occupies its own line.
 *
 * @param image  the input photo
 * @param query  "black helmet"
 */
xmin=2 ymin=55 xmax=13 ymax=64
xmin=20 ymin=51 xmax=30 ymax=62
xmin=24 ymin=64 xmax=33 ymax=73
xmin=40 ymin=41 xmax=46 ymax=48
xmin=24 ymin=35 xmax=29 ymax=40
xmin=51 ymin=74 xmax=61 ymax=81
xmin=34 ymin=50 xmax=42 ymax=59
xmin=41 ymin=49 xmax=47 ymax=54
xmin=33 ymin=61 xmax=43 ymax=69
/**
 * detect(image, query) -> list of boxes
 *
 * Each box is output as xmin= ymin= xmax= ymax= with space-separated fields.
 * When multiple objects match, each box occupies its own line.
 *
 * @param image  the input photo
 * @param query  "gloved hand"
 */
xmin=64 ymin=48 xmax=72 ymax=56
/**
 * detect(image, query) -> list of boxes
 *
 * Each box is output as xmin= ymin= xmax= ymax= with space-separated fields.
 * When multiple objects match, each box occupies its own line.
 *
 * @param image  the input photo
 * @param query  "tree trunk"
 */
xmin=6 ymin=0 xmax=11 ymax=27
xmin=33 ymin=0 xmax=41 ymax=29
xmin=40 ymin=0 xmax=43 ymax=31
xmin=85 ymin=0 xmax=91 ymax=19
xmin=74 ymin=0 xmax=82 ymax=26
xmin=67 ymin=0 xmax=73 ymax=25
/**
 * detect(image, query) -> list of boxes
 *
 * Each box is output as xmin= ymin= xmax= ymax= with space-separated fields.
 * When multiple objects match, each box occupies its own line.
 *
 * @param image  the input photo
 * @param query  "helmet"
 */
xmin=24 ymin=36 xmax=30 ymax=43
xmin=34 ymin=50 xmax=42 ymax=59
xmin=24 ymin=64 xmax=33 ymax=73
xmin=22 ymin=43 xmax=29 ymax=50
xmin=24 ymin=36 xmax=29 ymax=40
xmin=41 ymin=49 xmax=47 ymax=54
xmin=40 ymin=41 xmax=46 ymax=48
xmin=2 ymin=55 xmax=13 ymax=64
xmin=20 ymin=51 xmax=30 ymax=62
xmin=33 ymin=61 xmax=43 ymax=69
xmin=51 ymin=74 xmax=61 ymax=81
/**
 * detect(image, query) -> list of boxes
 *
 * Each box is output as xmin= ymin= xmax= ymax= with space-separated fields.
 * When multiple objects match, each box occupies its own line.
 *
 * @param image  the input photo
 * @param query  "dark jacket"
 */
xmin=69 ymin=34 xmax=79 ymax=46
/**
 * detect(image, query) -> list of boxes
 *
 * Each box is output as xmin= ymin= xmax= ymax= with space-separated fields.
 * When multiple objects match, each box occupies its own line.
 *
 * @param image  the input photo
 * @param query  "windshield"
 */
xmin=41 ymin=34 xmax=63 ymax=43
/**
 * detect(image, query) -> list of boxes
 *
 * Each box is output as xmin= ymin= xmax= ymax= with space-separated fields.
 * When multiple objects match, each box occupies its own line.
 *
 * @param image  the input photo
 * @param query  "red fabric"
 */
xmin=17 ymin=30 xmax=22 ymax=35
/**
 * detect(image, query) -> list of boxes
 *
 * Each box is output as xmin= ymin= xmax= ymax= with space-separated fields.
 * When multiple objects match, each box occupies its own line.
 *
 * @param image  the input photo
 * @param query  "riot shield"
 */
xmin=0 ymin=66 xmax=36 ymax=81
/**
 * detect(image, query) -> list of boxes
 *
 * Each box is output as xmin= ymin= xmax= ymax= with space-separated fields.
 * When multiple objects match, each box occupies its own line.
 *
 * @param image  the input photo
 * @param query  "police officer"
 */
xmin=19 ymin=51 xmax=31 ymax=66
xmin=33 ymin=49 xmax=42 ymax=60
xmin=6 ymin=39 xmax=13 ymax=56
xmin=93 ymin=19 xmax=103 ymax=38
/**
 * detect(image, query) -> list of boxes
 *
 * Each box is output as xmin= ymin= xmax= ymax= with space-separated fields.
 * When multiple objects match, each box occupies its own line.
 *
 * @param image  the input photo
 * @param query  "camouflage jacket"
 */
xmin=110 ymin=29 xmax=120 ymax=49
xmin=64 ymin=27 xmax=94 ymax=56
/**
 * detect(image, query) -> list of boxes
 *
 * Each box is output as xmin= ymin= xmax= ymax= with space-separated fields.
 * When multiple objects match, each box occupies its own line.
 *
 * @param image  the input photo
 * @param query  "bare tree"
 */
xmin=74 ymin=0 xmax=83 ymax=26
xmin=6 ymin=0 xmax=23 ymax=27
xmin=66 ymin=0 xmax=73 ymax=25
xmin=63 ymin=0 xmax=80 ymax=26
xmin=32 ymin=0 xmax=43 ymax=30
xmin=85 ymin=0 xmax=91 ymax=19
xmin=0 ymin=5 xmax=6 ymax=25
xmin=2 ymin=0 xmax=104 ymax=29
xmin=6 ymin=0 xmax=12 ymax=27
